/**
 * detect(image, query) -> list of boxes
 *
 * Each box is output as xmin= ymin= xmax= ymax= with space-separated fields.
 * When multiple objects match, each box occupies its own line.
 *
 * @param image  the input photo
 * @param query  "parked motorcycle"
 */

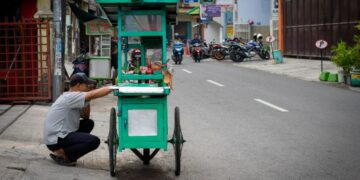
xmin=212 ymin=44 xmax=230 ymax=60
xmin=243 ymin=40 xmax=270 ymax=60
xmin=202 ymin=40 xmax=210 ymax=58
xmin=208 ymin=41 xmax=220 ymax=57
xmin=229 ymin=40 xmax=270 ymax=62
xmin=71 ymin=55 xmax=89 ymax=76
xmin=172 ymin=41 xmax=184 ymax=64
xmin=70 ymin=53 xmax=96 ymax=90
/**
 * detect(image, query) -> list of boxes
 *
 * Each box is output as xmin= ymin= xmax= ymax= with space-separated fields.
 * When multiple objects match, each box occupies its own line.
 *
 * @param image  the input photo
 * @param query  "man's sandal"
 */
xmin=49 ymin=153 xmax=76 ymax=167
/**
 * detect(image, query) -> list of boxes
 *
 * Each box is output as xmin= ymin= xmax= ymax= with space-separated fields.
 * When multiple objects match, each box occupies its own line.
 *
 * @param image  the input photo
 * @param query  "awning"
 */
xmin=68 ymin=2 xmax=99 ymax=23
xmin=187 ymin=7 xmax=199 ymax=15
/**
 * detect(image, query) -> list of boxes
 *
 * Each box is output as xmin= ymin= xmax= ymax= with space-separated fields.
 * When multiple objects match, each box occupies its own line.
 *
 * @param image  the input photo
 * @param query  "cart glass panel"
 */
xmin=122 ymin=15 xmax=162 ymax=32
xmin=128 ymin=109 xmax=157 ymax=136
xmin=122 ymin=103 xmax=164 ymax=143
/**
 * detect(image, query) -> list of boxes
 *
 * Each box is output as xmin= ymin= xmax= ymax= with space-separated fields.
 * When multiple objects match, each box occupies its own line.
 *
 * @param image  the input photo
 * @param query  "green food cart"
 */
xmin=85 ymin=18 xmax=113 ymax=84
xmin=96 ymin=0 xmax=185 ymax=176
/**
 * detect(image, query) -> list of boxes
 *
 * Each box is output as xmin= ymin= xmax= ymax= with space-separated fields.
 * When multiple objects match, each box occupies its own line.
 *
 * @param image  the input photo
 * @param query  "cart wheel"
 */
xmin=173 ymin=106 xmax=184 ymax=176
xmin=108 ymin=107 xmax=118 ymax=176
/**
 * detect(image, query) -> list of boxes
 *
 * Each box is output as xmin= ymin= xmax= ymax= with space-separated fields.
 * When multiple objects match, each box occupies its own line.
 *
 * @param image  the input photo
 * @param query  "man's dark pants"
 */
xmin=47 ymin=119 xmax=100 ymax=162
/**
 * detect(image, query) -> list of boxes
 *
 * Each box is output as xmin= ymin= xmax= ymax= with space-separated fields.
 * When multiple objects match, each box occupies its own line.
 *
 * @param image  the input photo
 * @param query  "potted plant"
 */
xmin=331 ymin=22 xmax=360 ymax=85
xmin=350 ymin=23 xmax=360 ymax=86
xmin=331 ymin=41 xmax=355 ymax=84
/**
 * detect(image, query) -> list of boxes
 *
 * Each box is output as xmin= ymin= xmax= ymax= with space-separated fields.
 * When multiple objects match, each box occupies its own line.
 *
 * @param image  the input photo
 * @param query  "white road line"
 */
xmin=207 ymin=80 xmax=224 ymax=87
xmin=202 ymin=59 xmax=214 ymax=62
xmin=182 ymin=69 xmax=192 ymax=74
xmin=254 ymin=99 xmax=289 ymax=112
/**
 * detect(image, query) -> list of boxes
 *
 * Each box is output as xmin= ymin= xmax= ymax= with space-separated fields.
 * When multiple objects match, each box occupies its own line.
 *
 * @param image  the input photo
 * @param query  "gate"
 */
xmin=0 ymin=19 xmax=51 ymax=101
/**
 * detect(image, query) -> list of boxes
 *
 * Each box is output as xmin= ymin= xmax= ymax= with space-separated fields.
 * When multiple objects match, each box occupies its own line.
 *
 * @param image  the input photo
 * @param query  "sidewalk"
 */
xmin=232 ymin=57 xmax=360 ymax=92
xmin=0 ymin=97 xmax=121 ymax=179
xmin=0 ymin=95 xmax=173 ymax=179
xmin=233 ymin=57 xmax=338 ymax=82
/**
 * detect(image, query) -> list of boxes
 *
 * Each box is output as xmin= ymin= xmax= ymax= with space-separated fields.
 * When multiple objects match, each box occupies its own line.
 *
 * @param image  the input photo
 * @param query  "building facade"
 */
xmin=0 ymin=0 xmax=96 ymax=102
xmin=235 ymin=0 xmax=271 ymax=42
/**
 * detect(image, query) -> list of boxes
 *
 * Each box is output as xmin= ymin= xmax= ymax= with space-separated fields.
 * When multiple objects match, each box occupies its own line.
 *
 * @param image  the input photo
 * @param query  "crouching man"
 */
xmin=43 ymin=73 xmax=112 ymax=166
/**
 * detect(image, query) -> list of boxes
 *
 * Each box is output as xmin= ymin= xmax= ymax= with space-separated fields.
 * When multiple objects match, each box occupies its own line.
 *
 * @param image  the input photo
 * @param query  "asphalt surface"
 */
xmin=167 ymin=58 xmax=360 ymax=179
xmin=0 ymin=56 xmax=360 ymax=179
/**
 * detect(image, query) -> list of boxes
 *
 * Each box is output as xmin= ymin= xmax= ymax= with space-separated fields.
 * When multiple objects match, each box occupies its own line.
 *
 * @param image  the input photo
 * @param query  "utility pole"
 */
xmin=52 ymin=0 xmax=65 ymax=101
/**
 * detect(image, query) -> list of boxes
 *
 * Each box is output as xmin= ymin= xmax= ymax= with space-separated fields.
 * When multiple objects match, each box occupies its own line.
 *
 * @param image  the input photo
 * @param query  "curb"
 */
xmin=0 ymin=105 xmax=32 ymax=135
xmin=349 ymin=86 xmax=360 ymax=92
xmin=0 ymin=105 xmax=12 ymax=116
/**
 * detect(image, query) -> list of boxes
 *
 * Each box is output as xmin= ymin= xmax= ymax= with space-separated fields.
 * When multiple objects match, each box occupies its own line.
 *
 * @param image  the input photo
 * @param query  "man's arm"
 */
xmin=85 ymin=86 xmax=112 ymax=101
xmin=81 ymin=104 xmax=90 ymax=119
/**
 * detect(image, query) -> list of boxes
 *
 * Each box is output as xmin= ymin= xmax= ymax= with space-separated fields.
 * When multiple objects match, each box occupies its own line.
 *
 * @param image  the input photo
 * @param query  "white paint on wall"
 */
xmin=204 ymin=21 xmax=221 ymax=44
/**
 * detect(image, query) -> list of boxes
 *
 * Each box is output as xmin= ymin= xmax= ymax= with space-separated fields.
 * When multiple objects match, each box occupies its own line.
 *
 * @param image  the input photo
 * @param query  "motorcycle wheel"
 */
xmin=177 ymin=55 xmax=182 ymax=64
xmin=230 ymin=52 xmax=245 ymax=62
xmin=259 ymin=51 xmax=270 ymax=60
xmin=213 ymin=51 xmax=225 ymax=60
xmin=195 ymin=56 xmax=200 ymax=63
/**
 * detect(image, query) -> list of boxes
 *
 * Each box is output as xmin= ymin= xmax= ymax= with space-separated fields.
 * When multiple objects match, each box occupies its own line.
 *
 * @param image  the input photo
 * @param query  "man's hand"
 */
xmin=85 ymin=86 xmax=112 ymax=101
xmin=107 ymin=85 xmax=118 ymax=90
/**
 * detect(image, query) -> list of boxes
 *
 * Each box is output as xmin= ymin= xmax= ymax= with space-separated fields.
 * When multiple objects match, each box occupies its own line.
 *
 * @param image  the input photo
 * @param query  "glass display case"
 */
xmin=85 ymin=18 xmax=113 ymax=80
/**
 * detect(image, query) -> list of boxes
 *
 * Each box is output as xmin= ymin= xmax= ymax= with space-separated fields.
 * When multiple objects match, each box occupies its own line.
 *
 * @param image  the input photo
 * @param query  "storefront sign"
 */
xmin=226 ymin=26 xmax=233 ymax=37
xmin=86 ymin=22 xmax=113 ymax=35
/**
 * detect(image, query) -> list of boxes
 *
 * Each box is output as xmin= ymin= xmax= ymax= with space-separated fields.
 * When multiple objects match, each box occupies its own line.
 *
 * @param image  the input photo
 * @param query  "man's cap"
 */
xmin=70 ymin=73 xmax=96 ymax=87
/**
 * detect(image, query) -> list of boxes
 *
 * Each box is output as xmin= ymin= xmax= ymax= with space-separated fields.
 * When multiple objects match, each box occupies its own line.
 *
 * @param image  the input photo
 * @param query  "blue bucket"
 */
xmin=272 ymin=50 xmax=283 ymax=63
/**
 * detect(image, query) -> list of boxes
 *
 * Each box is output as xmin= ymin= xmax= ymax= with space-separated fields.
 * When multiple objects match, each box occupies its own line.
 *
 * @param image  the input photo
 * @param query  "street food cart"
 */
xmin=85 ymin=18 xmax=113 ymax=84
xmin=96 ymin=0 xmax=184 ymax=176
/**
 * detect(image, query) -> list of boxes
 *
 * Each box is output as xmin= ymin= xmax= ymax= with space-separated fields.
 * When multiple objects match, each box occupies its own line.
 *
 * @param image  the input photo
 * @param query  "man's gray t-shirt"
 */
xmin=43 ymin=92 xmax=87 ymax=145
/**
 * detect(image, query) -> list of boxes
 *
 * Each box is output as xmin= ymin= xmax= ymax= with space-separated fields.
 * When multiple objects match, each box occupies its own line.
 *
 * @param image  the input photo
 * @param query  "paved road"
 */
xmin=1 ymin=57 xmax=360 ymax=179
xmin=167 ymin=58 xmax=360 ymax=179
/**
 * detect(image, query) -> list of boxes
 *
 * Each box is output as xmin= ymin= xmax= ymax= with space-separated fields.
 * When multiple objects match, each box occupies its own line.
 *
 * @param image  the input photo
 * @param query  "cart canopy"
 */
xmin=96 ymin=0 xmax=178 ymax=25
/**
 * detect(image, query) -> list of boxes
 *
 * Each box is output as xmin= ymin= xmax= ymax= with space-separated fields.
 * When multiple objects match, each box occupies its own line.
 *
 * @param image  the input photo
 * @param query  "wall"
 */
xmin=204 ymin=21 xmax=221 ymax=43
xmin=237 ymin=0 xmax=271 ymax=26
xmin=175 ymin=14 xmax=198 ymax=42
xmin=283 ymin=0 xmax=360 ymax=58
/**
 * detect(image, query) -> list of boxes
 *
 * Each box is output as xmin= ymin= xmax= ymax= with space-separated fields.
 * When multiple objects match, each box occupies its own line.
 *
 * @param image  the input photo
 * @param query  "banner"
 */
xmin=200 ymin=5 xmax=210 ymax=20
xmin=201 ymin=5 xmax=221 ymax=20
xmin=225 ymin=11 xmax=233 ymax=25
xmin=226 ymin=26 xmax=233 ymax=37
xmin=207 ymin=5 xmax=221 ymax=17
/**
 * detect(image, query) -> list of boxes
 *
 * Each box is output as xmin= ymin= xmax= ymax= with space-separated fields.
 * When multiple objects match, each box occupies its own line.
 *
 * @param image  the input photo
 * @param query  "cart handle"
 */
xmin=109 ymin=86 xmax=170 ymax=94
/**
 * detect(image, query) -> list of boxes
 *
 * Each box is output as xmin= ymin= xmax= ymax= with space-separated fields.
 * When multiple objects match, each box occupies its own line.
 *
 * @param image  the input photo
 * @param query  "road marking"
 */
xmin=207 ymin=80 xmax=224 ymax=87
xmin=254 ymin=99 xmax=289 ymax=112
xmin=182 ymin=69 xmax=192 ymax=74
xmin=202 ymin=58 xmax=214 ymax=62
